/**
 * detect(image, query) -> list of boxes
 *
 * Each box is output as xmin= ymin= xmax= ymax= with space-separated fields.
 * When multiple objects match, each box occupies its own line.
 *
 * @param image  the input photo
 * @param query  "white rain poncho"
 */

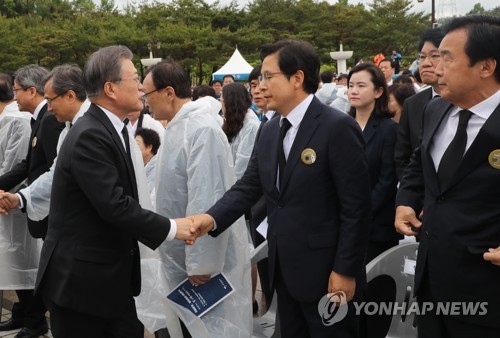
xmin=19 ymin=100 xmax=90 ymax=221
xmin=0 ymin=102 xmax=42 ymax=289
xmin=136 ymin=99 xmax=252 ymax=337
xmin=140 ymin=113 xmax=166 ymax=143
xmin=229 ymin=109 xmax=259 ymax=180
xmin=196 ymin=95 xmax=224 ymax=127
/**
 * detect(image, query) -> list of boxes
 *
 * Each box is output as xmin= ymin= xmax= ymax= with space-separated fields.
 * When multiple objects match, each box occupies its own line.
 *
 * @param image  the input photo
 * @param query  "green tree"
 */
xmin=467 ymin=3 xmax=486 ymax=15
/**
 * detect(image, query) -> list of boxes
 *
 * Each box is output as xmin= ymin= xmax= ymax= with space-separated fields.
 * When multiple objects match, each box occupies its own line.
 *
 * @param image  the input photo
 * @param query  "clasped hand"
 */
xmin=0 ymin=191 xmax=20 ymax=216
xmin=174 ymin=213 xmax=215 ymax=245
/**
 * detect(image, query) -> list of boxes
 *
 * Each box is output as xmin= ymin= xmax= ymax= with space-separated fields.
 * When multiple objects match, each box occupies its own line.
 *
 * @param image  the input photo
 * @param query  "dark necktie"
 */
xmin=262 ymin=114 xmax=268 ymax=123
xmin=122 ymin=118 xmax=131 ymax=155
xmin=30 ymin=117 xmax=36 ymax=128
xmin=437 ymin=109 xmax=473 ymax=188
xmin=278 ymin=118 xmax=292 ymax=189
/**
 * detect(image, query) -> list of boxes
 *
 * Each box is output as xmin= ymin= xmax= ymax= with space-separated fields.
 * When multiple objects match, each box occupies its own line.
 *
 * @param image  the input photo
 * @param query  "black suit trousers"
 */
xmin=13 ymin=290 xmax=46 ymax=328
xmin=45 ymin=295 xmax=143 ymax=338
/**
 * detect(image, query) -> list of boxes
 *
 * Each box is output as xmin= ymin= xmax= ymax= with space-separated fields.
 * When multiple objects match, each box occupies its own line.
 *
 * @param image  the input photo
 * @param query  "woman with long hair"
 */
xmin=221 ymin=82 xmax=260 ymax=180
xmin=348 ymin=63 xmax=401 ymax=337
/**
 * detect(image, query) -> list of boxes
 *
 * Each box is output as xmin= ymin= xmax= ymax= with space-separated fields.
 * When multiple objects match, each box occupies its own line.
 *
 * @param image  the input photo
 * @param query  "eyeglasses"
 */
xmin=142 ymin=87 xmax=165 ymax=100
xmin=12 ymin=87 xmax=26 ymax=95
xmin=46 ymin=91 xmax=67 ymax=105
xmin=258 ymin=71 xmax=284 ymax=82
xmin=116 ymin=77 xmax=141 ymax=84
xmin=417 ymin=53 xmax=441 ymax=63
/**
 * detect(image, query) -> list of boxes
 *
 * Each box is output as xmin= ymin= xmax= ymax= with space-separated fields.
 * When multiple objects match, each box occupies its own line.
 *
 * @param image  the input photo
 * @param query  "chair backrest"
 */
xmin=366 ymin=243 xmax=419 ymax=338
xmin=250 ymin=240 xmax=281 ymax=338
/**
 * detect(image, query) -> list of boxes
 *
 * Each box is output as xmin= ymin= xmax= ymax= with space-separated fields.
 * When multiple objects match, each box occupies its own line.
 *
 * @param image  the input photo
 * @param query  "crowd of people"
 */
xmin=0 ymin=14 xmax=498 ymax=338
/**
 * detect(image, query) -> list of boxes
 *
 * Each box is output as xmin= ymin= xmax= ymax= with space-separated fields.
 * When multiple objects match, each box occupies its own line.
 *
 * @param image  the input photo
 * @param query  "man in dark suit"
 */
xmin=0 ymin=65 xmax=64 ymax=338
xmin=190 ymin=40 xmax=372 ymax=337
xmin=395 ymin=15 xmax=500 ymax=337
xmin=395 ymin=28 xmax=444 ymax=180
xmin=34 ymin=46 xmax=196 ymax=338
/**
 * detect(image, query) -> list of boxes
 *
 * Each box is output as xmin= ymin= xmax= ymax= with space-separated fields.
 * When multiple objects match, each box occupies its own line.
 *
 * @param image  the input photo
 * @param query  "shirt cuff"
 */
xmin=212 ymin=217 xmax=217 ymax=231
xmin=16 ymin=193 xmax=24 ymax=209
xmin=166 ymin=219 xmax=177 ymax=241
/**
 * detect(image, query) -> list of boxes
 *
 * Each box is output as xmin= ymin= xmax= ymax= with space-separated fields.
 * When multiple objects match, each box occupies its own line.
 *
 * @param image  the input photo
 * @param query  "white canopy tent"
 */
xmin=212 ymin=47 xmax=254 ymax=81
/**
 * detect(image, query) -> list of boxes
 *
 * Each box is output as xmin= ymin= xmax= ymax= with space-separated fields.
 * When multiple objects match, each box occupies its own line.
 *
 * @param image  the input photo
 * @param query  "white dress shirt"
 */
xmin=277 ymin=94 xmax=314 ymax=188
xmin=430 ymin=90 xmax=500 ymax=171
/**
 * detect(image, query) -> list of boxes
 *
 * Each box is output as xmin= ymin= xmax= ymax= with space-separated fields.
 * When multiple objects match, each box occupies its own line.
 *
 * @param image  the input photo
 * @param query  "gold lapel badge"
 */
xmin=301 ymin=148 xmax=316 ymax=165
xmin=488 ymin=150 xmax=500 ymax=169
xmin=32 ymin=136 xmax=37 ymax=148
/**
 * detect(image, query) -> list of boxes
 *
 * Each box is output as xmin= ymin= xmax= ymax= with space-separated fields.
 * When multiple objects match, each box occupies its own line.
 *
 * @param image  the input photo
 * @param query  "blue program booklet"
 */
xmin=167 ymin=273 xmax=234 ymax=317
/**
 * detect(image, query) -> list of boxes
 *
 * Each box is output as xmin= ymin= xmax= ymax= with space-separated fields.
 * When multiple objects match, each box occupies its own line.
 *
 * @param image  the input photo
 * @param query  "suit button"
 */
xmin=277 ymin=204 xmax=283 ymax=209
xmin=130 ymin=249 xmax=135 ymax=255
xmin=425 ymin=231 xmax=430 ymax=236
xmin=438 ymin=195 xmax=445 ymax=202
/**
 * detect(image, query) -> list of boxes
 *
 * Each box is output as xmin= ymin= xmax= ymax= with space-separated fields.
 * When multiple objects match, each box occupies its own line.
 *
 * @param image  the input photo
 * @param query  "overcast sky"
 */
xmin=103 ymin=0 xmax=497 ymax=18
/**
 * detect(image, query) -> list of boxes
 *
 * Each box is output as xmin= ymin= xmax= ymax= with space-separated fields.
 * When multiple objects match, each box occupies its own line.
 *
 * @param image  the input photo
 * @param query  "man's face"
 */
xmin=260 ymin=53 xmax=296 ymax=115
xmin=142 ymin=72 xmax=172 ymax=121
xmin=212 ymin=82 xmax=222 ymax=94
xmin=135 ymin=135 xmax=151 ymax=165
xmin=114 ymin=59 xmax=144 ymax=115
xmin=250 ymin=79 xmax=266 ymax=110
xmin=435 ymin=28 xmax=482 ymax=108
xmin=378 ymin=61 xmax=394 ymax=82
xmin=13 ymin=80 xmax=34 ymax=113
xmin=223 ymin=77 xmax=234 ymax=86
xmin=418 ymin=42 xmax=440 ymax=86
xmin=44 ymin=79 xmax=73 ymax=122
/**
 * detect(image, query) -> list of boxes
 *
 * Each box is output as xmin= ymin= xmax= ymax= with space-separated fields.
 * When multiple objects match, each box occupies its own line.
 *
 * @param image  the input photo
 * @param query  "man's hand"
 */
xmin=484 ymin=247 xmax=500 ymax=266
xmin=328 ymin=271 xmax=356 ymax=303
xmin=188 ymin=214 xmax=215 ymax=237
xmin=174 ymin=218 xmax=199 ymax=245
xmin=395 ymin=205 xmax=422 ymax=236
xmin=188 ymin=274 xmax=211 ymax=286
xmin=0 ymin=192 xmax=20 ymax=216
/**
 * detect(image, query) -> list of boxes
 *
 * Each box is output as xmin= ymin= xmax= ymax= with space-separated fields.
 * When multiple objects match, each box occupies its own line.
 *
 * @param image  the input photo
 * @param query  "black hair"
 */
xmin=260 ymin=40 xmax=320 ymax=94
xmin=442 ymin=15 xmax=500 ymax=82
xmin=135 ymin=127 xmax=161 ymax=155
xmin=221 ymin=83 xmax=252 ymax=143
xmin=347 ymin=63 xmax=392 ymax=118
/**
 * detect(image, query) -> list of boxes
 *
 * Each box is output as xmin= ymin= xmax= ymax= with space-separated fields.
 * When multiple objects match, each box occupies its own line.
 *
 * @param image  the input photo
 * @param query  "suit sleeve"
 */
xmin=0 ymin=155 xmax=29 ymax=191
xmin=69 ymin=128 xmax=170 ymax=250
xmin=395 ymin=99 xmax=412 ymax=181
xmin=329 ymin=115 xmax=372 ymax=277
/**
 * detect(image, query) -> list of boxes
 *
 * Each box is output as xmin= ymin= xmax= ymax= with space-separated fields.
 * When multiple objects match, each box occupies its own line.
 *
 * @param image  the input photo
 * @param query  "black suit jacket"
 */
xmin=397 ymin=98 xmax=500 ymax=327
xmin=35 ymin=104 xmax=171 ymax=318
xmin=208 ymin=97 xmax=372 ymax=302
xmin=363 ymin=115 xmax=401 ymax=243
xmin=395 ymin=87 xmax=433 ymax=180
xmin=0 ymin=104 xmax=64 ymax=238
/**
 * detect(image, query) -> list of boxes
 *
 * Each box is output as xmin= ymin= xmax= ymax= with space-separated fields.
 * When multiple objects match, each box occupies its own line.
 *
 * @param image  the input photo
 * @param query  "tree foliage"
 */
xmin=0 ymin=0 xmax=434 ymax=82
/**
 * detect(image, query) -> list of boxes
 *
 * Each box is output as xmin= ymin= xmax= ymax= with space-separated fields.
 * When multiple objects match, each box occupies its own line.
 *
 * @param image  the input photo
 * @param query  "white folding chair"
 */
xmin=366 ymin=243 xmax=419 ymax=338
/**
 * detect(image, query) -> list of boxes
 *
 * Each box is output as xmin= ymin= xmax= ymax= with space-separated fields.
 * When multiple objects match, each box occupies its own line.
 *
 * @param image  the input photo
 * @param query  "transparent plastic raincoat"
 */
xmin=229 ymin=109 xmax=259 ymax=180
xmin=136 ymin=99 xmax=252 ymax=337
xmin=0 ymin=102 xmax=42 ymax=289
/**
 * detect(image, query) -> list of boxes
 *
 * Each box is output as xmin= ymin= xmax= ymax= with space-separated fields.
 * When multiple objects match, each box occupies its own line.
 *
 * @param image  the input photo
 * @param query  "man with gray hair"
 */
xmin=0 ymin=64 xmax=91 ymax=223
xmin=0 ymin=65 xmax=64 ymax=338
xmin=34 ymin=46 xmax=196 ymax=338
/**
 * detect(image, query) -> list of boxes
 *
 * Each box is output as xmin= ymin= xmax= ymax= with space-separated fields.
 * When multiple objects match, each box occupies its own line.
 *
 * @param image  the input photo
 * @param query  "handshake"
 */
xmin=0 ymin=189 xmax=214 ymax=247
xmin=0 ymin=191 xmax=21 ymax=216
xmin=163 ymin=214 xmax=217 ymax=246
